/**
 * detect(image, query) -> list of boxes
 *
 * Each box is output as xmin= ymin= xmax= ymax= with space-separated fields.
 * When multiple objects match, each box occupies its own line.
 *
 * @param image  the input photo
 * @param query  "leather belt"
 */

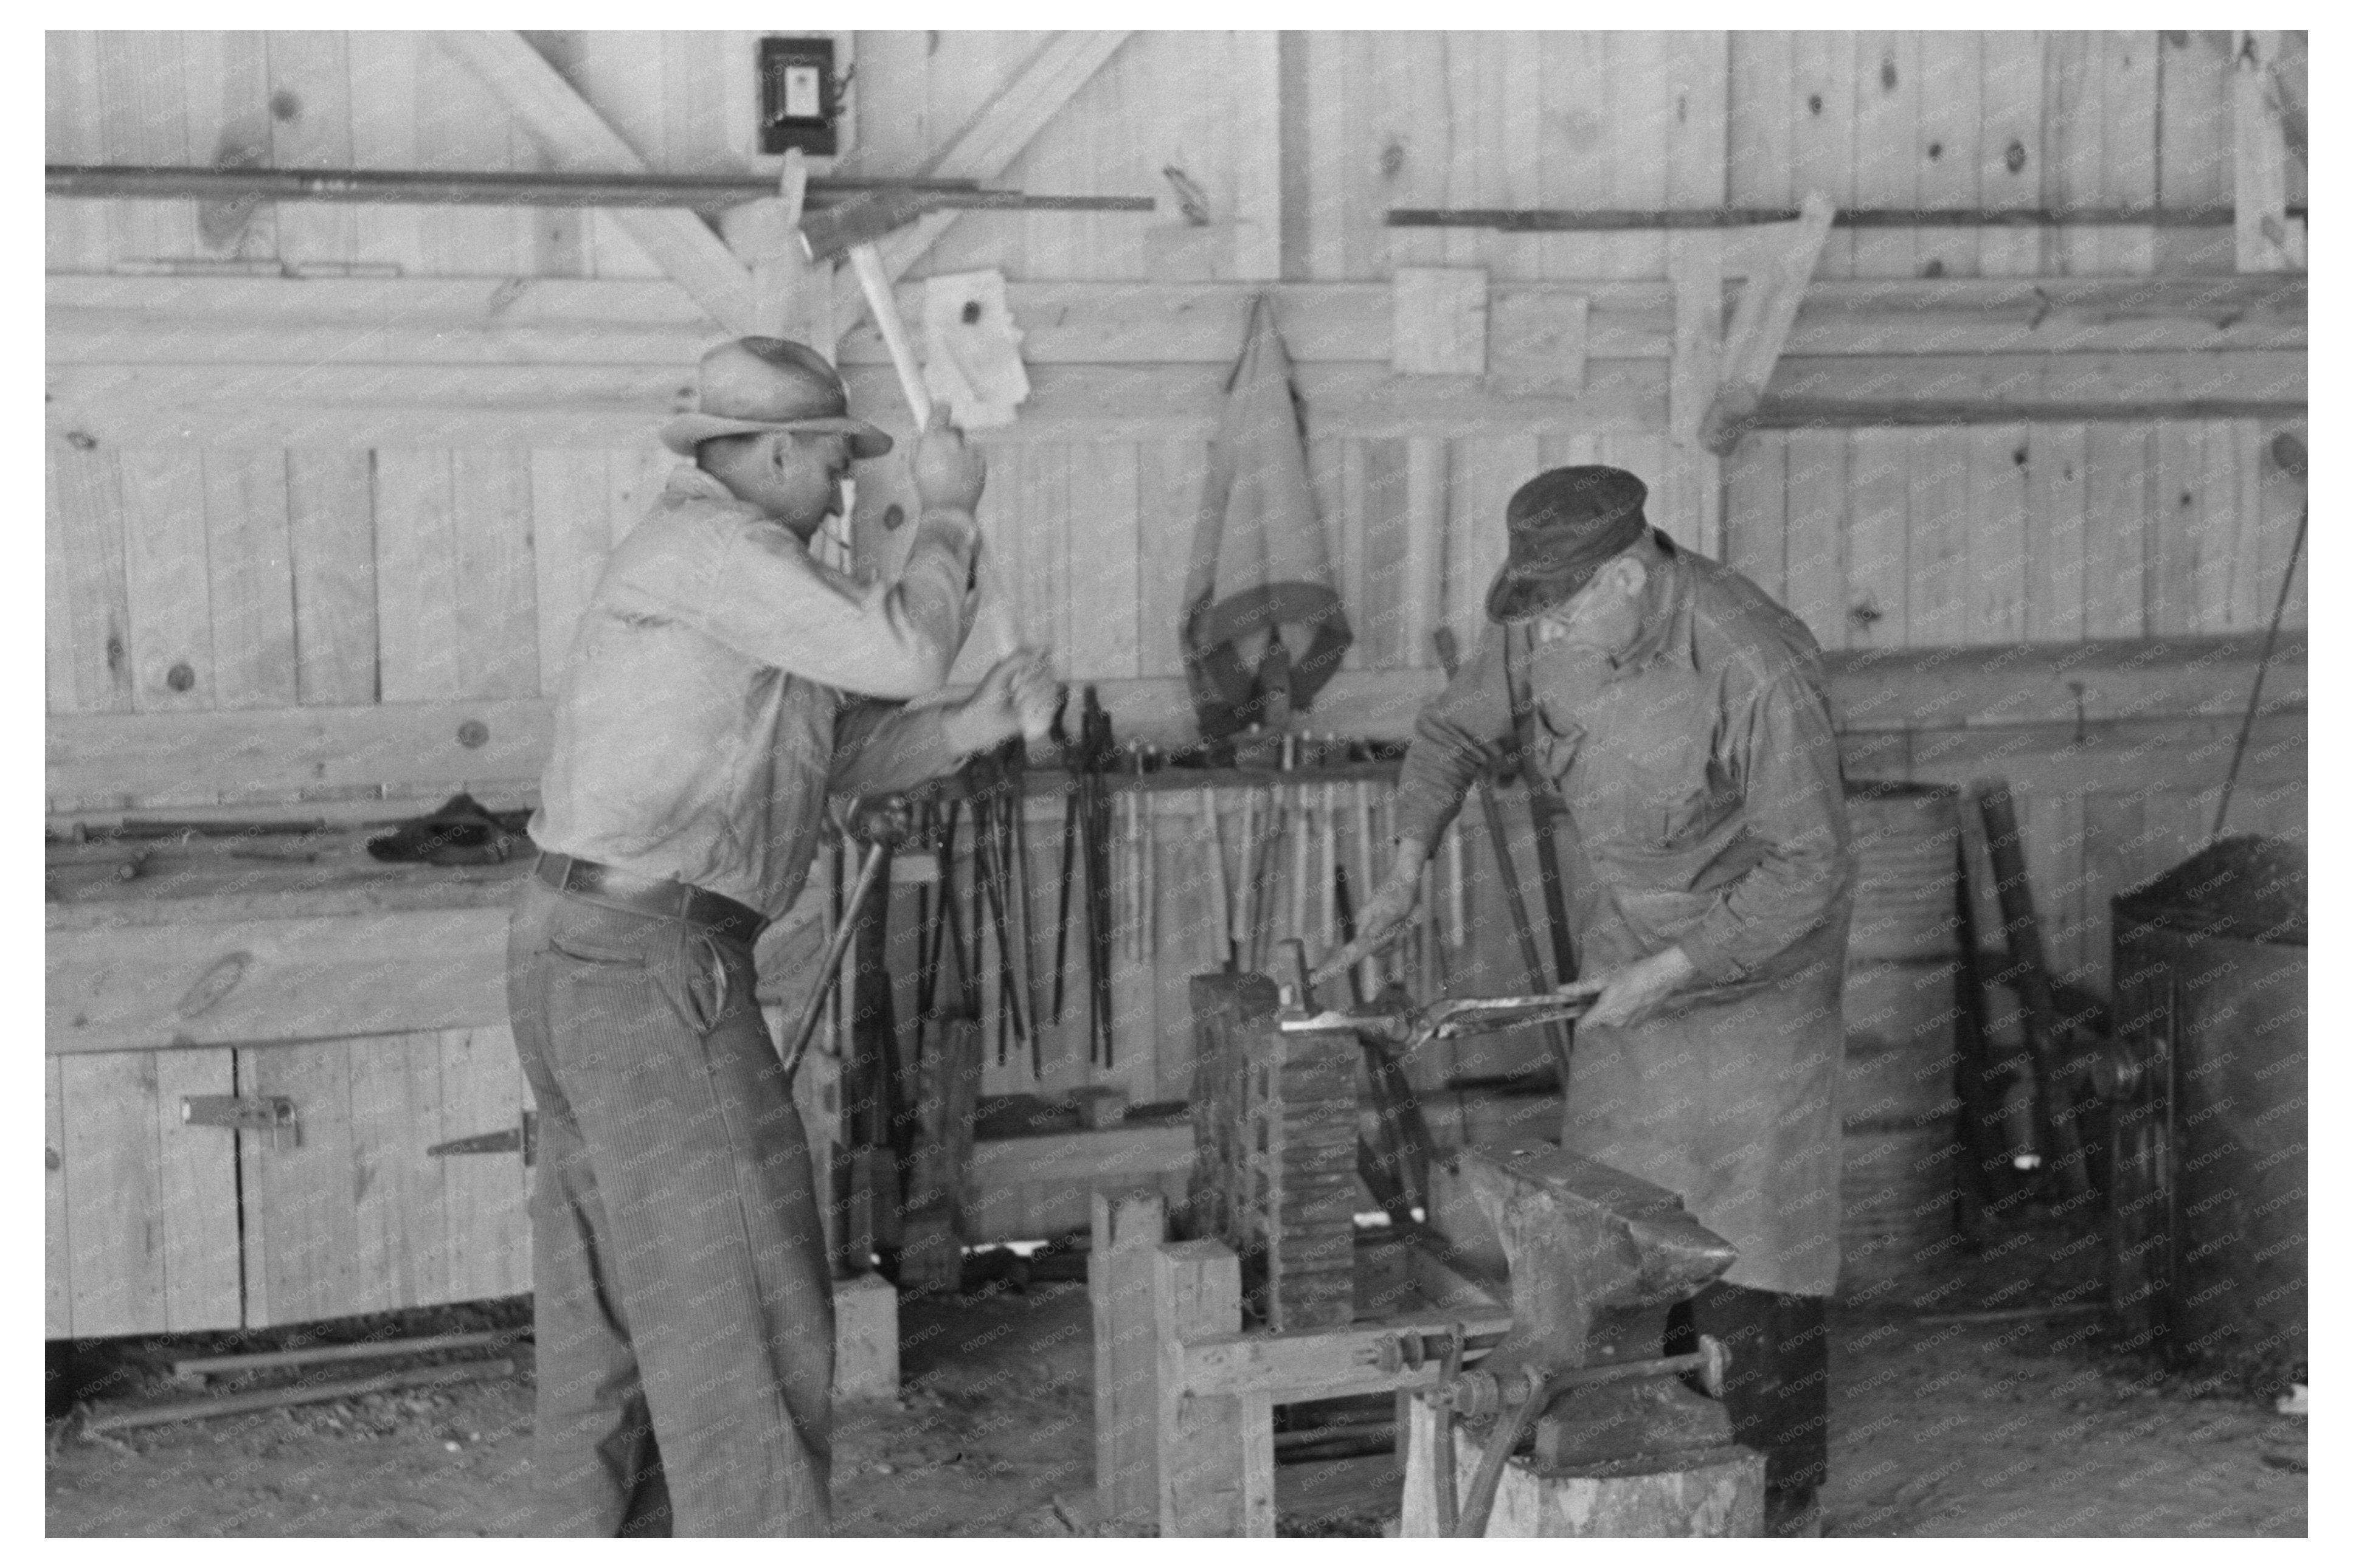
xmin=534 ymin=852 xmax=766 ymax=942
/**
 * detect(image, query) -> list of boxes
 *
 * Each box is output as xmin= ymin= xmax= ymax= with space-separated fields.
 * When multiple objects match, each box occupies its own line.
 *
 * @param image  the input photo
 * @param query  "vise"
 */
xmin=1410 ymin=1143 xmax=1758 ymax=1538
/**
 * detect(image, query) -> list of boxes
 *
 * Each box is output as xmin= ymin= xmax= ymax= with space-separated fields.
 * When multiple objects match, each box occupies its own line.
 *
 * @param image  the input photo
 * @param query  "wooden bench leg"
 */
xmin=1152 ymin=1238 xmax=1277 ymax=1536
xmin=831 ymin=1271 xmax=898 ymax=1400
xmin=1090 ymin=1188 xmax=1166 ymax=1523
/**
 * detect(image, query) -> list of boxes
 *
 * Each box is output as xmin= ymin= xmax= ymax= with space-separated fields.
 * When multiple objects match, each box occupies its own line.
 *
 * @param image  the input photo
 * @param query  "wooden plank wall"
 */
xmin=47 ymin=30 xmax=2306 ymax=1072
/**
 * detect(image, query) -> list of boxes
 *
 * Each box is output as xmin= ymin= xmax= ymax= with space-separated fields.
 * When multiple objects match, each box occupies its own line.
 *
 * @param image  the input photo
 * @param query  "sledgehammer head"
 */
xmin=797 ymin=187 xmax=938 ymax=264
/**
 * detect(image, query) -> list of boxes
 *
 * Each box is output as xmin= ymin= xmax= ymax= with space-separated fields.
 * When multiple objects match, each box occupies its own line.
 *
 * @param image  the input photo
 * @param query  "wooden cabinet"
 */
xmin=47 ymin=1049 xmax=241 ymax=1338
xmin=44 ymin=1027 xmax=529 ymax=1338
xmin=237 ymin=1029 xmax=530 ymax=1328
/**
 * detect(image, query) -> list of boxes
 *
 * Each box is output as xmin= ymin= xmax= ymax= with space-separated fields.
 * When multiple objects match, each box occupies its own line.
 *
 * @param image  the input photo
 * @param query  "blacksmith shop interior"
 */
xmin=44 ymin=27 xmax=2307 ymax=1539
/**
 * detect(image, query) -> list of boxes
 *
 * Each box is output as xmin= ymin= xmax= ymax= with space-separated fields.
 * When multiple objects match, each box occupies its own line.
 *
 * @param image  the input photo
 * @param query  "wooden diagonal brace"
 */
xmin=2233 ymin=31 xmax=2298 ymax=274
xmin=1699 ymin=192 xmax=1835 ymax=455
xmin=831 ymin=31 xmax=1134 ymax=335
xmin=437 ymin=30 xmax=758 ymax=336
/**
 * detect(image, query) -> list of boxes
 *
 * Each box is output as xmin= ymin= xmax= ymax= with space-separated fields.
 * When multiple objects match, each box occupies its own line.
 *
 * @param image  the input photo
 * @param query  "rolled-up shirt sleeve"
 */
xmin=679 ymin=508 xmax=978 ymax=699
xmin=1392 ymin=626 xmax=1519 ymax=850
xmin=1677 ymin=671 xmax=1854 ymax=984
xmin=827 ymin=697 xmax=962 ymax=798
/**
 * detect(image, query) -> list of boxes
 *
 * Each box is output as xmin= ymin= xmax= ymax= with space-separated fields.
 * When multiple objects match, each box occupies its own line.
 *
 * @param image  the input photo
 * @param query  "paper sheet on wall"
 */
xmin=921 ymin=270 xmax=1030 ymax=429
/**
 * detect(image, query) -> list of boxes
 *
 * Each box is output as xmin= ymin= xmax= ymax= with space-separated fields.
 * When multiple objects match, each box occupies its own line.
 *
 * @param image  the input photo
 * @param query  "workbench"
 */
xmin=44 ymin=827 xmax=1575 ymax=1356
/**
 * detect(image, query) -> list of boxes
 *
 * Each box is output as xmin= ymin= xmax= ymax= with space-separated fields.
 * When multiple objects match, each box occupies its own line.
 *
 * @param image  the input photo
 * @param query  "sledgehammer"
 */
xmin=799 ymin=188 xmax=938 ymax=425
xmin=800 ymin=188 xmax=1020 ymax=658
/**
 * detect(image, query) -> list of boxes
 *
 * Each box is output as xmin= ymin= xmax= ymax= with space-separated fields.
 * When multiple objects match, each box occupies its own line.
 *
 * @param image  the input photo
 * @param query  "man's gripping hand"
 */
xmin=1578 ymin=946 xmax=1699 ymax=1030
xmin=911 ymin=406 xmax=986 ymax=516
xmin=943 ymin=649 xmax=1062 ymax=755
xmin=1312 ymin=837 xmax=1430 ymax=986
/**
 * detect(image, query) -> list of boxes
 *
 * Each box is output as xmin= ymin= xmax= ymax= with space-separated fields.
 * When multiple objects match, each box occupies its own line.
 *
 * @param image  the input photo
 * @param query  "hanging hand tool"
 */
xmin=1201 ymin=787 xmax=1235 ymax=972
xmin=781 ymin=794 xmax=913 ymax=1083
xmin=966 ymin=780 xmax=999 ymax=1064
xmin=1435 ymin=628 xmax=1574 ymax=1087
xmin=1233 ymin=788 xmax=1258 ymax=964
xmin=1290 ymin=782 xmax=1312 ymax=948
xmin=998 ymin=734 xmax=1045 ymax=1079
xmin=1246 ymin=784 xmax=1288 ymax=974
xmin=848 ymin=816 xmax=913 ymax=1252
xmin=1319 ymin=781 xmax=1338 ymax=956
xmin=918 ymin=799 xmax=973 ymax=1031
xmin=1133 ymin=748 xmax=1157 ymax=964
xmin=965 ymin=748 xmax=1027 ymax=1067
xmin=912 ymin=798 xmax=937 ymax=1057
xmin=1078 ymin=687 xmax=1118 ymax=1069
xmin=1049 ymin=697 xmax=1083 ymax=1024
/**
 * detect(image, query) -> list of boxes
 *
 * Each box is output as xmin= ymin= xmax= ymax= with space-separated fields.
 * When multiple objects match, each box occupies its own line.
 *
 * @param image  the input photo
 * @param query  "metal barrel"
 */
xmin=1837 ymin=781 xmax=1967 ymax=1297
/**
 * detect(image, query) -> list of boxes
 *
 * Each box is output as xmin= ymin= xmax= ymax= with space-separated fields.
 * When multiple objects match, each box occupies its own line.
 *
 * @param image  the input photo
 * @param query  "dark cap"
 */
xmin=1483 ymin=465 xmax=1650 ymax=623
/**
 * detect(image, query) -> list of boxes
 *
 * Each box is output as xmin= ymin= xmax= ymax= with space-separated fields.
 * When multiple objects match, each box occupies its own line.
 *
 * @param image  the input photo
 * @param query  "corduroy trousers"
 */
xmin=507 ymin=877 xmax=834 ymax=1536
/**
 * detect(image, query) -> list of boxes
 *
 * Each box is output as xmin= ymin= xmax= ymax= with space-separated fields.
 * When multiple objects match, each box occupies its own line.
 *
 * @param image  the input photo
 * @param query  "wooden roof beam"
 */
xmin=437 ymin=30 xmax=757 ymax=336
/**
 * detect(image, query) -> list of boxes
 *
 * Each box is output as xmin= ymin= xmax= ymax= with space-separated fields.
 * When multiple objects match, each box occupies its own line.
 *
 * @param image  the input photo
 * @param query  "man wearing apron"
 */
xmin=1325 ymin=465 xmax=1854 ymax=1536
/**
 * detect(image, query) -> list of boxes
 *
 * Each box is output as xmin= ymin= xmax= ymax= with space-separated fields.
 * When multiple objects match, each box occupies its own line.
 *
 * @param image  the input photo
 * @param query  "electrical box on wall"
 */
xmin=759 ymin=36 xmax=839 ymax=157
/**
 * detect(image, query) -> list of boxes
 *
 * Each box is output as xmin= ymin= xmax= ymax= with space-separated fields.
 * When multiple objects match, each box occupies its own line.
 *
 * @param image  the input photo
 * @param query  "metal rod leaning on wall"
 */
xmin=1970 ymin=780 xmax=2091 ymax=1202
xmin=2211 ymin=431 xmax=2309 ymax=843
xmin=1434 ymin=629 xmax=1574 ymax=1087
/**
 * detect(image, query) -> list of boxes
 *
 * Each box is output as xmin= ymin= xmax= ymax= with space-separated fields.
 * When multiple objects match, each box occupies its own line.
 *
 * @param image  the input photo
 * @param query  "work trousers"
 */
xmin=507 ymin=877 xmax=834 ymax=1536
xmin=1665 ymin=1280 xmax=1830 ymax=1503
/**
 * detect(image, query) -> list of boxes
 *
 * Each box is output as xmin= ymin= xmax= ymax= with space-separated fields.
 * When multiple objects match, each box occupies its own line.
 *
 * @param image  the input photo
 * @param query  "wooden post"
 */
xmin=901 ymin=1014 xmax=982 ymax=1295
xmin=1666 ymin=235 xmax=1725 ymax=556
xmin=1091 ymin=1188 xmax=1168 ymax=1522
xmin=1153 ymin=1238 xmax=1275 ymax=1537
xmin=1399 ymin=1392 xmax=1762 ymax=1536
xmin=831 ymin=1271 xmax=899 ymax=1401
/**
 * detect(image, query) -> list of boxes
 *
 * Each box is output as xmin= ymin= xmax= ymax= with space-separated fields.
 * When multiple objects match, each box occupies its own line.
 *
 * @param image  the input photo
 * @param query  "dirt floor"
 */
xmin=46 ymin=1209 xmax=2306 ymax=1538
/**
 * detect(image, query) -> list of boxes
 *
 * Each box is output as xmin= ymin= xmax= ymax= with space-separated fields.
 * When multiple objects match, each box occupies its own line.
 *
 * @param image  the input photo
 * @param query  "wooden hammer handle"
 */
xmin=847 ymin=241 xmax=931 ymax=426
xmin=843 ymin=239 xmax=1028 ymax=663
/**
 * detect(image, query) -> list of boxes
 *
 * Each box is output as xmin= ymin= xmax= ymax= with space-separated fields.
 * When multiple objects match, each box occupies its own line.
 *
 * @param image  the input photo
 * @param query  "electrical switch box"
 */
xmin=759 ymin=36 xmax=838 ymax=156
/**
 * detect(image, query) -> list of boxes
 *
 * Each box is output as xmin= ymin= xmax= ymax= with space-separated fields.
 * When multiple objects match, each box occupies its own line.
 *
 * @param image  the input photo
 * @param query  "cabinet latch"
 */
xmin=181 ymin=1094 xmax=299 ymax=1150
